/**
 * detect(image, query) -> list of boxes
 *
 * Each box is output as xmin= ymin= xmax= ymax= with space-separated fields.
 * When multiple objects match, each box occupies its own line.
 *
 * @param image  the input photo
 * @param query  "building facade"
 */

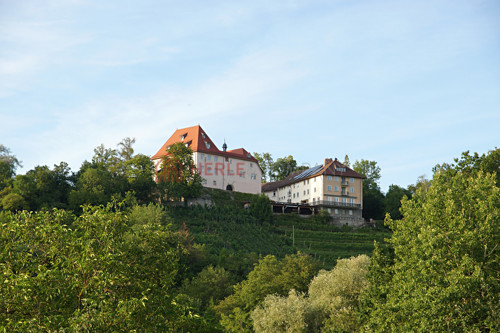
xmin=262 ymin=158 xmax=365 ymax=224
xmin=152 ymin=125 xmax=262 ymax=194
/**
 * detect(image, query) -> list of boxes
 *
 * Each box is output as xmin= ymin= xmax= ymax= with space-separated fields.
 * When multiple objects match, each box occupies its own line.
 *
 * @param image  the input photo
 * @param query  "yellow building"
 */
xmin=262 ymin=158 xmax=365 ymax=225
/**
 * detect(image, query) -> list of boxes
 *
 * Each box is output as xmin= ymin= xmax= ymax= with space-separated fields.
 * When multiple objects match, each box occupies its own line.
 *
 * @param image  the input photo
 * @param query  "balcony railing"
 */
xmin=312 ymin=201 xmax=361 ymax=208
xmin=341 ymin=180 xmax=349 ymax=185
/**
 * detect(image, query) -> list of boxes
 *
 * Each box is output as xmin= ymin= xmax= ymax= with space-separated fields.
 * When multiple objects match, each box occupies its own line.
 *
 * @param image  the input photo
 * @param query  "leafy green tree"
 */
xmin=384 ymin=184 xmax=412 ymax=220
xmin=251 ymin=290 xmax=308 ymax=333
xmin=157 ymin=142 xmax=203 ymax=203
xmin=353 ymin=159 xmax=381 ymax=191
xmin=434 ymin=147 xmax=500 ymax=184
xmin=353 ymin=159 xmax=385 ymax=220
xmin=180 ymin=265 xmax=234 ymax=311
xmin=124 ymin=154 xmax=157 ymax=203
xmin=307 ymin=254 xmax=370 ymax=332
xmin=0 ymin=144 xmax=21 ymax=191
xmin=272 ymin=155 xmax=298 ymax=181
xmin=0 ymin=188 xmax=28 ymax=211
xmin=216 ymin=253 xmax=318 ymax=332
xmin=253 ymin=152 xmax=274 ymax=183
xmin=10 ymin=163 xmax=74 ymax=211
xmin=250 ymin=194 xmax=272 ymax=224
xmin=364 ymin=169 xmax=499 ymax=331
xmin=0 ymin=204 xmax=210 ymax=332
xmin=250 ymin=255 xmax=370 ymax=333
xmin=343 ymin=154 xmax=350 ymax=167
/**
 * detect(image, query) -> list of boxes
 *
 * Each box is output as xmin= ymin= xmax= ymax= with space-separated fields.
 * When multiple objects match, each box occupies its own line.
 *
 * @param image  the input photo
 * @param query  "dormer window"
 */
xmin=201 ymin=132 xmax=206 ymax=139
xmin=336 ymin=167 xmax=346 ymax=172
xmin=180 ymin=133 xmax=187 ymax=141
xmin=204 ymin=141 xmax=211 ymax=149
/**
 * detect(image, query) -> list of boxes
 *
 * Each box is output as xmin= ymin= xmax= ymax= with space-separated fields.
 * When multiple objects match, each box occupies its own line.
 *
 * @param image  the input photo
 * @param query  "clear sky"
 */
xmin=1 ymin=0 xmax=499 ymax=192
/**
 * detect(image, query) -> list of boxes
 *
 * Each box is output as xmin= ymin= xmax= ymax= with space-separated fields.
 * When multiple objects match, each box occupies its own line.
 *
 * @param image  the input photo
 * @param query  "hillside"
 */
xmin=167 ymin=190 xmax=391 ymax=270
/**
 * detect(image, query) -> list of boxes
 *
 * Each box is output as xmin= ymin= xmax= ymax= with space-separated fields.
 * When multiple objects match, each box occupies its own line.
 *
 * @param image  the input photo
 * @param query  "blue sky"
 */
xmin=1 ymin=0 xmax=499 ymax=192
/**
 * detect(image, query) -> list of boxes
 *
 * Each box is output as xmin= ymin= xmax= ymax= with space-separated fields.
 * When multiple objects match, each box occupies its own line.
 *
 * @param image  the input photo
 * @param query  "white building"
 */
xmin=152 ymin=125 xmax=262 ymax=194
xmin=262 ymin=158 xmax=365 ymax=225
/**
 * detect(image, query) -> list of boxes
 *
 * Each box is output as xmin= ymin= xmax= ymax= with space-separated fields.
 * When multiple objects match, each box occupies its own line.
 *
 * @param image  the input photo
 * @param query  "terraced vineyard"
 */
xmin=168 ymin=204 xmax=391 ymax=270
xmin=274 ymin=214 xmax=391 ymax=269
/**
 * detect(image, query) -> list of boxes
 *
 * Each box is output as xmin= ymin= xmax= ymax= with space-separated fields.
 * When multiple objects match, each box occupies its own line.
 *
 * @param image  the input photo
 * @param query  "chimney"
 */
xmin=324 ymin=158 xmax=333 ymax=166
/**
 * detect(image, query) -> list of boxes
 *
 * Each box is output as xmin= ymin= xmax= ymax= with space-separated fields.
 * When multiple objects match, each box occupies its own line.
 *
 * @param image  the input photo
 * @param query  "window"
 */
xmin=214 ymin=156 xmax=218 ymax=162
xmin=201 ymin=132 xmax=206 ymax=139
xmin=327 ymin=196 xmax=332 ymax=201
xmin=205 ymin=141 xmax=211 ymax=149
xmin=213 ymin=180 xmax=216 ymax=186
xmin=273 ymin=191 xmax=276 ymax=197
xmin=314 ymin=187 xmax=316 ymax=192
xmin=350 ymin=186 xmax=354 ymax=193
xmin=304 ymin=190 xmax=306 ymax=195
xmin=327 ymin=208 xmax=332 ymax=213
xmin=334 ymin=186 xmax=339 ymax=192
xmin=202 ymin=179 xmax=207 ymax=184
xmin=328 ymin=175 xmax=332 ymax=181
xmin=349 ymin=210 xmax=353 ymax=216
xmin=207 ymin=155 xmax=211 ymax=161
xmin=293 ymin=193 xmax=295 ymax=198
xmin=336 ymin=167 xmax=346 ymax=172
xmin=297 ymin=192 xmax=299 ymax=197
xmin=350 ymin=177 xmax=354 ymax=183
xmin=307 ymin=189 xmax=309 ymax=194
xmin=335 ymin=209 xmax=339 ymax=214
xmin=350 ymin=198 xmax=354 ymax=204
xmin=200 ymin=153 xmax=204 ymax=160
xmin=180 ymin=133 xmax=187 ymax=141
xmin=251 ymin=174 xmax=257 ymax=180
xmin=307 ymin=180 xmax=309 ymax=184
xmin=342 ymin=197 xmax=347 ymax=203
xmin=334 ymin=197 xmax=339 ymax=203
xmin=334 ymin=176 xmax=339 ymax=181
xmin=328 ymin=185 xmax=332 ymax=191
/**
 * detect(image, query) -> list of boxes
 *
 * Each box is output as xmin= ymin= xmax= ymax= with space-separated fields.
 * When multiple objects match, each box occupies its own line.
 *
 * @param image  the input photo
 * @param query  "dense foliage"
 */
xmin=0 ymin=204 xmax=213 ymax=332
xmin=362 ymin=149 xmax=499 ymax=332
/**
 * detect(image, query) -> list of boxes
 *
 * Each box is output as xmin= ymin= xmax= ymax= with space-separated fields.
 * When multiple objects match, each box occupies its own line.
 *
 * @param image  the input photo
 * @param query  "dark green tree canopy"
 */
xmin=0 ymin=144 xmax=22 ymax=190
xmin=157 ymin=142 xmax=203 ymax=203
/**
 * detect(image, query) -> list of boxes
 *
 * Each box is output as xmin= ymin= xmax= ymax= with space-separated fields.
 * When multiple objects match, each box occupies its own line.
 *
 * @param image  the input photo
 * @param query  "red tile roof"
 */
xmin=261 ymin=159 xmax=365 ymax=192
xmin=152 ymin=125 xmax=259 ymax=163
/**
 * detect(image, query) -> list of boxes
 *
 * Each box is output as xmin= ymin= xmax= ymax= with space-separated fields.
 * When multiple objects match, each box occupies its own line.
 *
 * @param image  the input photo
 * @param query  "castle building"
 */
xmin=152 ymin=125 xmax=262 ymax=194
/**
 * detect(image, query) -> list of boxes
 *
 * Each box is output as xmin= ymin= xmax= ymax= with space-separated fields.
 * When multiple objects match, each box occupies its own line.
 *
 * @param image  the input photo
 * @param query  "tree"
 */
xmin=250 ymin=255 xmax=370 ymax=333
xmin=124 ymin=154 xmax=157 ymax=203
xmin=118 ymin=137 xmax=136 ymax=161
xmin=0 ymin=145 xmax=21 ymax=191
xmin=364 ymin=168 xmax=499 ymax=331
xmin=250 ymin=195 xmax=272 ymax=224
xmin=216 ymin=253 xmax=318 ymax=332
xmin=157 ymin=142 xmax=203 ymax=203
xmin=251 ymin=290 xmax=308 ymax=333
xmin=307 ymin=254 xmax=370 ymax=332
xmin=353 ymin=159 xmax=381 ymax=191
xmin=353 ymin=159 xmax=385 ymax=220
xmin=0 ymin=204 xmax=211 ymax=331
xmin=384 ymin=184 xmax=411 ymax=220
xmin=272 ymin=155 xmax=298 ymax=181
xmin=343 ymin=154 xmax=351 ymax=167
xmin=253 ymin=152 xmax=274 ymax=183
